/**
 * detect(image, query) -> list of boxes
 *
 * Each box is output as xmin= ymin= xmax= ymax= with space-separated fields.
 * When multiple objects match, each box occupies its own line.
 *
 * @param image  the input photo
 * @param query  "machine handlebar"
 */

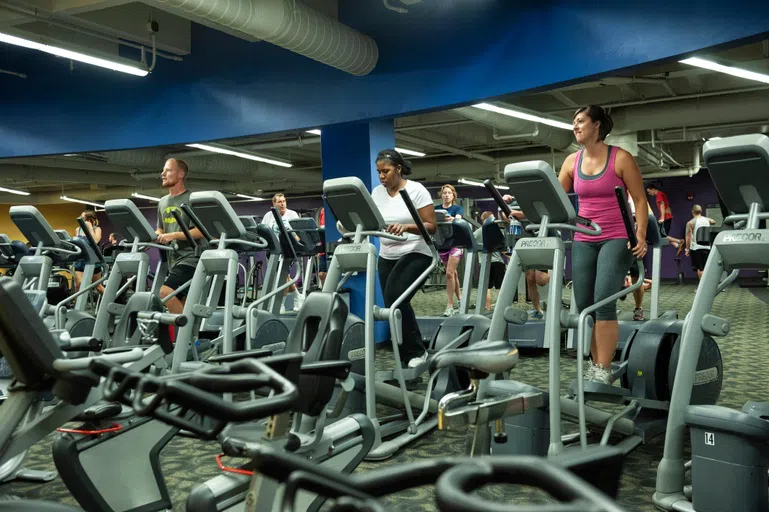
xmin=76 ymin=217 xmax=106 ymax=265
xmin=615 ymin=187 xmax=638 ymax=248
xmin=88 ymin=356 xmax=300 ymax=440
xmin=483 ymin=179 xmax=513 ymax=218
xmin=399 ymin=189 xmax=434 ymax=247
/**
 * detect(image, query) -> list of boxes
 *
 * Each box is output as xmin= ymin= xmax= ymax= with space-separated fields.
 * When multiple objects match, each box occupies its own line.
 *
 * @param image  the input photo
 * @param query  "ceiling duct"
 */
xmin=152 ymin=0 xmax=378 ymax=75
xmin=611 ymin=89 xmax=769 ymax=134
xmin=453 ymin=104 xmax=575 ymax=151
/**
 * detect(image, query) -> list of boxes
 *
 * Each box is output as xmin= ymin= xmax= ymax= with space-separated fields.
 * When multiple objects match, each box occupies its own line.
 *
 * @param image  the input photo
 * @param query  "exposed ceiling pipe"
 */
xmin=546 ymin=85 xmax=769 ymax=114
xmin=0 ymin=157 xmax=139 ymax=174
xmin=151 ymin=0 xmax=378 ymax=76
xmin=642 ymin=145 xmax=702 ymax=179
xmin=409 ymin=150 xmax=564 ymax=181
xmin=611 ymin=89 xmax=769 ymax=134
xmin=396 ymin=120 xmax=476 ymax=132
xmin=397 ymin=133 xmax=495 ymax=162
xmin=452 ymin=104 xmax=575 ymax=151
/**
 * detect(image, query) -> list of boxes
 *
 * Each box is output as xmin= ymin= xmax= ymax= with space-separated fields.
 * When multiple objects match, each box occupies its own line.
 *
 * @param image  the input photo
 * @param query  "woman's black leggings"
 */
xmin=378 ymin=252 xmax=433 ymax=363
xmin=572 ymin=239 xmax=634 ymax=321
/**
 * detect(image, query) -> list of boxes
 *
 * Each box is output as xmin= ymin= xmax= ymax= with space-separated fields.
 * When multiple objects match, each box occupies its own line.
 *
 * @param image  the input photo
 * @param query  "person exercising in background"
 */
xmin=473 ymin=211 xmax=505 ymax=311
xmin=372 ymin=149 xmax=437 ymax=369
xmin=317 ymin=206 xmax=327 ymax=288
xmin=262 ymin=193 xmax=303 ymax=313
xmin=685 ymin=204 xmax=716 ymax=280
xmin=646 ymin=183 xmax=674 ymax=238
xmin=437 ymin=184 xmax=464 ymax=316
xmin=559 ymin=105 xmax=648 ymax=385
xmin=73 ymin=210 xmax=105 ymax=295
xmin=501 ymin=193 xmax=550 ymax=320
xmin=156 ymin=158 xmax=204 ymax=315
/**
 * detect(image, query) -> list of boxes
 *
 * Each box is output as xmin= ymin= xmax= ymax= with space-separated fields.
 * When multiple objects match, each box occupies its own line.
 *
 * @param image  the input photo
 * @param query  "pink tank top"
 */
xmin=573 ymin=146 xmax=628 ymax=242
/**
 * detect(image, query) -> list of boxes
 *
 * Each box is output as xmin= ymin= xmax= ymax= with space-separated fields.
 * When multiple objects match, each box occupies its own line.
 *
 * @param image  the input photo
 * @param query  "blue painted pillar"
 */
xmin=321 ymin=120 xmax=393 ymax=342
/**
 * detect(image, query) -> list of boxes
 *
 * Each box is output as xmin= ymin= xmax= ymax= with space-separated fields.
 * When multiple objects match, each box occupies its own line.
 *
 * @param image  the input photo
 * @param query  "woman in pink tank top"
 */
xmin=558 ymin=105 xmax=649 ymax=385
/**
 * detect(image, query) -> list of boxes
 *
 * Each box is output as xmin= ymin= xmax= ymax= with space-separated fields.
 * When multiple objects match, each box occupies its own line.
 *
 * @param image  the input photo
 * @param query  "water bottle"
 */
xmin=510 ymin=219 xmax=523 ymax=236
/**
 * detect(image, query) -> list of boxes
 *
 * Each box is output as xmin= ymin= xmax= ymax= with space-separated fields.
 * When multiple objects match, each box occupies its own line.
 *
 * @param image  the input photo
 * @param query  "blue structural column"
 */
xmin=321 ymin=120 xmax=393 ymax=342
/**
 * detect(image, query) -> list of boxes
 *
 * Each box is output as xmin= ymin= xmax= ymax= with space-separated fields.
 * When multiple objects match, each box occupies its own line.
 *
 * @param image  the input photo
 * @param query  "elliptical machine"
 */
xmin=322 ymin=177 xmax=489 ymax=460
xmin=654 ymin=134 xmax=769 ymax=512
xmin=8 ymin=206 xmax=104 ymax=337
xmin=461 ymin=161 xmax=722 ymax=458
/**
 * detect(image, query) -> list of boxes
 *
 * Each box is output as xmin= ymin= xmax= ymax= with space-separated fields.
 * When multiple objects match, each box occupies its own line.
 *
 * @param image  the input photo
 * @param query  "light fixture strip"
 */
xmin=235 ymin=193 xmax=265 ymax=201
xmin=131 ymin=192 xmax=161 ymax=202
xmin=457 ymin=177 xmax=509 ymax=190
xmin=0 ymin=31 xmax=148 ymax=77
xmin=680 ymin=57 xmax=769 ymax=85
xmin=472 ymin=103 xmax=573 ymax=131
xmin=0 ymin=186 xmax=30 ymax=196
xmin=185 ymin=143 xmax=292 ymax=168
xmin=60 ymin=195 xmax=105 ymax=208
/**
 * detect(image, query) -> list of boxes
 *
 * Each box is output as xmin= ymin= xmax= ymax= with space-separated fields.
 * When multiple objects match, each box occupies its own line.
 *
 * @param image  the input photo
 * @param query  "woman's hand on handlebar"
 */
xmin=631 ymin=235 xmax=647 ymax=258
xmin=386 ymin=223 xmax=409 ymax=236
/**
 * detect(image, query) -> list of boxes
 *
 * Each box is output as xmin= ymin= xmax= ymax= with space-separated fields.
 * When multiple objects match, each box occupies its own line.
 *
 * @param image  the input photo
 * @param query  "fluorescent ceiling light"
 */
xmin=186 ymin=143 xmax=292 ymax=168
xmin=0 ymin=186 xmax=30 ymax=196
xmin=472 ymin=103 xmax=573 ymax=131
xmin=131 ymin=192 xmax=161 ymax=202
xmin=0 ymin=31 xmax=148 ymax=77
xmin=306 ymin=129 xmax=322 ymax=136
xmin=457 ymin=177 xmax=509 ymax=190
xmin=680 ymin=57 xmax=769 ymax=84
xmin=60 ymin=195 xmax=105 ymax=208
xmin=395 ymin=147 xmax=426 ymax=157
xmin=235 ymin=193 xmax=265 ymax=201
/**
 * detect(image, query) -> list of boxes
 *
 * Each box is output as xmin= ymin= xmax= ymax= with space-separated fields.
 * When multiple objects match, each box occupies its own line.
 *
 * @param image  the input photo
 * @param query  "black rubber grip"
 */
xmin=170 ymin=209 xmax=199 ymax=248
xmin=270 ymin=207 xmax=299 ymax=260
xmin=136 ymin=311 xmax=188 ymax=326
xmin=180 ymin=204 xmax=213 ymax=242
xmin=483 ymin=180 xmax=512 ymax=218
xmin=614 ymin=187 xmax=638 ymax=248
xmin=399 ymin=189 xmax=433 ymax=246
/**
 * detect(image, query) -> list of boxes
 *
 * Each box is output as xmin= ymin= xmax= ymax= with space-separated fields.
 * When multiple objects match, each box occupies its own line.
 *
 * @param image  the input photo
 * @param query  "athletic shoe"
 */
xmin=531 ymin=310 xmax=544 ymax=321
xmin=293 ymin=294 xmax=304 ymax=312
xmin=583 ymin=363 xmax=596 ymax=381
xmin=633 ymin=308 xmax=644 ymax=321
xmin=591 ymin=364 xmax=612 ymax=385
xmin=407 ymin=352 xmax=429 ymax=369
xmin=280 ymin=303 xmax=288 ymax=315
xmin=443 ymin=306 xmax=455 ymax=317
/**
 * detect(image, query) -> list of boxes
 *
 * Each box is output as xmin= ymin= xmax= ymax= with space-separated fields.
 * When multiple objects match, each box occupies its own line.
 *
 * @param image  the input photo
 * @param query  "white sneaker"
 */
xmin=293 ymin=294 xmax=304 ymax=312
xmin=407 ymin=352 xmax=429 ymax=369
xmin=583 ymin=362 xmax=596 ymax=381
xmin=443 ymin=306 xmax=455 ymax=317
xmin=280 ymin=303 xmax=288 ymax=315
xmin=591 ymin=364 xmax=612 ymax=385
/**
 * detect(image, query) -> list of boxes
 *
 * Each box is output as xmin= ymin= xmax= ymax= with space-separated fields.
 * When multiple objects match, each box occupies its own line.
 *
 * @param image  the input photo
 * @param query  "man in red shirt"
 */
xmin=646 ymin=183 xmax=673 ymax=237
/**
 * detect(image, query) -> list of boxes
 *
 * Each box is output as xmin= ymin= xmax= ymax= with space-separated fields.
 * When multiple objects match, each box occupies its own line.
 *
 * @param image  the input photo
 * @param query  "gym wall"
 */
xmin=0 ymin=203 xmax=85 ymax=243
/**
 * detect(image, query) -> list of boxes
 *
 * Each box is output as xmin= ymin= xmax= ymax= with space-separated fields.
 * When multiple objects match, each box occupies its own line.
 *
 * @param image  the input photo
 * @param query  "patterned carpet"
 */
xmin=2 ymin=281 xmax=768 ymax=511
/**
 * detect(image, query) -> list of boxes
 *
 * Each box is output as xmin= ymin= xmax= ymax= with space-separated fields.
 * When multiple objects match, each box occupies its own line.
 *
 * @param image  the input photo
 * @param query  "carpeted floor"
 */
xmin=2 ymin=281 xmax=768 ymax=511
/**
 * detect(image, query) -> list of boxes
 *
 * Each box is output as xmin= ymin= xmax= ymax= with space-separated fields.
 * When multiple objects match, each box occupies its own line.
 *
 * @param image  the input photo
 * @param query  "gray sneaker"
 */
xmin=407 ymin=352 xmax=429 ymax=369
xmin=591 ymin=364 xmax=612 ymax=385
xmin=583 ymin=362 xmax=596 ymax=381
